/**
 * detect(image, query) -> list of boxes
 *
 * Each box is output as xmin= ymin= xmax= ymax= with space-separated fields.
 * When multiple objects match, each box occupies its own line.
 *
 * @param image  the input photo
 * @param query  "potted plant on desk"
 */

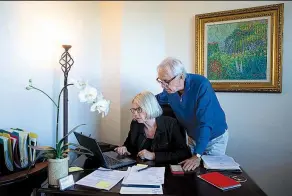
xmin=26 ymin=78 xmax=110 ymax=187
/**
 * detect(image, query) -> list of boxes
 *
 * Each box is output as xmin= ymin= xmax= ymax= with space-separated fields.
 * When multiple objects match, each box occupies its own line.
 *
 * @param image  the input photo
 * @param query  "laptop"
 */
xmin=74 ymin=132 xmax=136 ymax=169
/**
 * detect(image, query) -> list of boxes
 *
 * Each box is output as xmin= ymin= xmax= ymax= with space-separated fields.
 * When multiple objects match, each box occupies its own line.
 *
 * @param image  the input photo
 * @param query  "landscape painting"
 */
xmin=206 ymin=18 xmax=269 ymax=82
xmin=194 ymin=4 xmax=283 ymax=92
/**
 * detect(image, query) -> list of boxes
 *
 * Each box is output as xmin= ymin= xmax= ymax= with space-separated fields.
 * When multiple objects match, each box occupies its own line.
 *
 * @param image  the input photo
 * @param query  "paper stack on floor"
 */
xmin=202 ymin=155 xmax=241 ymax=171
xmin=120 ymin=164 xmax=165 ymax=194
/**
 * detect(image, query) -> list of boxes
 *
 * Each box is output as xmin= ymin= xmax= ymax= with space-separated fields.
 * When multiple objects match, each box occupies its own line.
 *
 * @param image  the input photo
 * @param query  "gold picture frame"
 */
xmin=194 ymin=3 xmax=283 ymax=93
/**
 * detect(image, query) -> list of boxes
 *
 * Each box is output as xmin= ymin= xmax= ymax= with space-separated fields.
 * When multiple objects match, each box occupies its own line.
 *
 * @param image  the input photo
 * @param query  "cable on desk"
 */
xmin=229 ymin=175 xmax=247 ymax=183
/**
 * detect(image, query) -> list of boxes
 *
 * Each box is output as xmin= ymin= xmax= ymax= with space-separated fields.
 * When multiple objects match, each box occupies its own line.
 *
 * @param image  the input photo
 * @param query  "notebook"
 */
xmin=201 ymin=155 xmax=241 ymax=172
xmin=198 ymin=172 xmax=241 ymax=191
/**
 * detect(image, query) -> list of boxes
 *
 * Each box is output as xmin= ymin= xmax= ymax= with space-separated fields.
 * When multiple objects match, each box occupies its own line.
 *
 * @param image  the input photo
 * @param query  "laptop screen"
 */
xmin=73 ymin=132 xmax=107 ymax=167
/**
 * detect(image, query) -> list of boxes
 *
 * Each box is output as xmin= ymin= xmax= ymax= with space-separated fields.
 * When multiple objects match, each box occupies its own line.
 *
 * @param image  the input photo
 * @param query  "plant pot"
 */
xmin=47 ymin=157 xmax=69 ymax=187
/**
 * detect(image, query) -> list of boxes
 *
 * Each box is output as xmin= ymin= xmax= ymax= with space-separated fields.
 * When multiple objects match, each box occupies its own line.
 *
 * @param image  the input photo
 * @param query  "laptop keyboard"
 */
xmin=104 ymin=155 xmax=120 ymax=166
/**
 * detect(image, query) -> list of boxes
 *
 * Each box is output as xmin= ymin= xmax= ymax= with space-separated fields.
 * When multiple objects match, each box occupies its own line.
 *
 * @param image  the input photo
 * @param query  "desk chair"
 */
xmin=160 ymin=104 xmax=188 ymax=144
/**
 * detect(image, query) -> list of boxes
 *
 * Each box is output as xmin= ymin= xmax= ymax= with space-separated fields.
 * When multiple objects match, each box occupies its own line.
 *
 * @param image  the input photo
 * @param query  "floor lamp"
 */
xmin=59 ymin=45 xmax=74 ymax=145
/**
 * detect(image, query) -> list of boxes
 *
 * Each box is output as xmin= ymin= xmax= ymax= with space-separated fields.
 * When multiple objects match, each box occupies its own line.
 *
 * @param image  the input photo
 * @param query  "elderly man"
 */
xmin=155 ymin=57 xmax=228 ymax=171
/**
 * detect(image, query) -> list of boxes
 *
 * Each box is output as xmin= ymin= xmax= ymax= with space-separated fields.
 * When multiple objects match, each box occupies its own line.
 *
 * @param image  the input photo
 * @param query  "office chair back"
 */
xmin=160 ymin=104 xmax=187 ymax=141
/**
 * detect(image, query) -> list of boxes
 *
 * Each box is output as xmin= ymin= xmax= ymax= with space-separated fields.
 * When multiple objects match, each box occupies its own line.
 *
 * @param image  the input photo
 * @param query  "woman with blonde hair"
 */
xmin=115 ymin=91 xmax=191 ymax=163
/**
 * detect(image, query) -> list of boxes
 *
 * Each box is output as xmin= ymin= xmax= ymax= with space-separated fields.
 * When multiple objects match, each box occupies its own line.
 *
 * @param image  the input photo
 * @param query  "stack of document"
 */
xmin=120 ymin=164 xmax=165 ymax=194
xmin=0 ymin=128 xmax=38 ymax=175
xmin=75 ymin=167 xmax=128 ymax=191
xmin=202 ymin=155 xmax=241 ymax=171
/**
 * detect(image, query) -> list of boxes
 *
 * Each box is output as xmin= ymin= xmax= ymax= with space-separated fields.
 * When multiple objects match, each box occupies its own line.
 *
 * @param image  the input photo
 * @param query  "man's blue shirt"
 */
xmin=156 ymin=73 xmax=228 ymax=155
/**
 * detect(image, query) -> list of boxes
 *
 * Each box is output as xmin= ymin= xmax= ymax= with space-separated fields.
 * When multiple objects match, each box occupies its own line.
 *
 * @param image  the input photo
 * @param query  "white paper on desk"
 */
xmin=122 ymin=166 xmax=165 ymax=186
xmin=121 ymin=167 xmax=131 ymax=184
xmin=202 ymin=155 xmax=241 ymax=170
xmin=75 ymin=167 xmax=127 ymax=191
xmin=120 ymin=185 xmax=163 ymax=194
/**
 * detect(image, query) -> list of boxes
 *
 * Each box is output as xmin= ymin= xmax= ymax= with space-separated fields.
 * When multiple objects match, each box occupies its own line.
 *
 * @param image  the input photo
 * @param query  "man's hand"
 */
xmin=179 ymin=156 xmax=201 ymax=171
xmin=137 ymin=149 xmax=155 ymax=161
xmin=114 ymin=146 xmax=131 ymax=156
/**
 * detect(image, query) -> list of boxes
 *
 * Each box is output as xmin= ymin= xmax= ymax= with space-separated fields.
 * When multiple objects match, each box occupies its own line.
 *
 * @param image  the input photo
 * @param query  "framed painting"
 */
xmin=194 ymin=3 xmax=283 ymax=92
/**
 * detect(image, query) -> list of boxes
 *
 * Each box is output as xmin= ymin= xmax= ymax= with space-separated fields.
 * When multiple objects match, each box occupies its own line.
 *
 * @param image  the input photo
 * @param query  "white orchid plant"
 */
xmin=25 ymin=78 xmax=110 ymax=160
xmin=71 ymin=79 xmax=110 ymax=116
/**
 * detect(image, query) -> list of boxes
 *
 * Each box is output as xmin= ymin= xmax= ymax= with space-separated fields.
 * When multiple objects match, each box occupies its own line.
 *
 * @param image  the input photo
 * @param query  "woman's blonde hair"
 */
xmin=132 ymin=91 xmax=163 ymax=119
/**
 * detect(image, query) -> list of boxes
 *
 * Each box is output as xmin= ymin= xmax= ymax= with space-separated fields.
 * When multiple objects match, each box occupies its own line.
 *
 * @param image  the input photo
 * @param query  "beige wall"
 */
xmin=99 ymin=2 xmax=123 ymax=145
xmin=0 ymin=1 xmax=291 ymax=196
xmin=119 ymin=2 xmax=292 ymax=196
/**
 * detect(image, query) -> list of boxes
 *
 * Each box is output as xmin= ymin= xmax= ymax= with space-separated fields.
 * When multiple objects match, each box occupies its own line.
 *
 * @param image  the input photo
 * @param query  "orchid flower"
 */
xmin=71 ymin=79 xmax=110 ymax=117
xmin=25 ymin=75 xmax=110 ymax=161
xmin=90 ymin=99 xmax=110 ymax=117
xmin=78 ymin=86 xmax=98 ymax=104
xmin=70 ymin=79 xmax=88 ymax=90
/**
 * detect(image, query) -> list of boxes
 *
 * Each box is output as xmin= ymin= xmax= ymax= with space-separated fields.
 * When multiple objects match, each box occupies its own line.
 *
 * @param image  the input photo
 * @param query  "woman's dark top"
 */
xmin=123 ymin=116 xmax=191 ymax=164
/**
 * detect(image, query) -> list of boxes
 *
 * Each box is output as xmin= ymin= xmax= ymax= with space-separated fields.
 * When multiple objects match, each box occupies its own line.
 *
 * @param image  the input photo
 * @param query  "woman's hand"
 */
xmin=137 ymin=149 xmax=155 ymax=160
xmin=114 ymin=146 xmax=131 ymax=156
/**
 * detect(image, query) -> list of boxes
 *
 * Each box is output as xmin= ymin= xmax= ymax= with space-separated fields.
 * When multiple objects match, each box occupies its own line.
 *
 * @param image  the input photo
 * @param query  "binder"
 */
xmin=0 ymin=133 xmax=14 ymax=166
xmin=10 ymin=129 xmax=29 ymax=168
xmin=28 ymin=132 xmax=38 ymax=163
xmin=0 ymin=128 xmax=38 ymax=172
xmin=0 ymin=136 xmax=14 ymax=174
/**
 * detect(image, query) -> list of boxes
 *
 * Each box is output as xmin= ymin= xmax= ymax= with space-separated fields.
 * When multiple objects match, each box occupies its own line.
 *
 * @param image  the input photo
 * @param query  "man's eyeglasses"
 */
xmin=130 ymin=107 xmax=142 ymax=114
xmin=156 ymin=75 xmax=178 ymax=86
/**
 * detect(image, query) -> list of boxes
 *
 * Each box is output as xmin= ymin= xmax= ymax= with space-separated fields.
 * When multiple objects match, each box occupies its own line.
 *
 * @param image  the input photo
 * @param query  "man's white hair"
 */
xmin=132 ymin=91 xmax=163 ymax=119
xmin=157 ymin=57 xmax=187 ymax=77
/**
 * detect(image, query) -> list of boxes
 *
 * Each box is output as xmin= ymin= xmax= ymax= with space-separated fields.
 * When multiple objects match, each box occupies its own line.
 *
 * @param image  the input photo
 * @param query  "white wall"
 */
xmin=0 ymin=1 xmax=291 ymax=196
xmin=0 ymin=1 xmax=103 ymax=147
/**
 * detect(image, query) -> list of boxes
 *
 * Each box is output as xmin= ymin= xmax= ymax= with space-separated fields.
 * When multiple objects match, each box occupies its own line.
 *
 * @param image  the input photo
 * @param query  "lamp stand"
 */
xmin=59 ymin=45 xmax=74 ymax=145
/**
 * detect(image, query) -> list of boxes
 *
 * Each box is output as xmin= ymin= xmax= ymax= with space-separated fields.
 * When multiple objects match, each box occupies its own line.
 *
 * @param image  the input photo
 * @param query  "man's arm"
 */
xmin=155 ymin=90 xmax=169 ymax=105
xmin=194 ymin=81 xmax=214 ymax=155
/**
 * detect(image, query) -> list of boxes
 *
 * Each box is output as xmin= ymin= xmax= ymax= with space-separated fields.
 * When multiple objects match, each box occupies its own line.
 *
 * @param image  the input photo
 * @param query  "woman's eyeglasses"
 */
xmin=130 ymin=107 xmax=142 ymax=114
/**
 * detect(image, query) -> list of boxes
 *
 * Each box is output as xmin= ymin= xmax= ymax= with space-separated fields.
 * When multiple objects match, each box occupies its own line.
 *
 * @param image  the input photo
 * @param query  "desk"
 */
xmin=35 ymin=155 xmax=267 ymax=196
xmin=0 ymin=162 xmax=48 ymax=196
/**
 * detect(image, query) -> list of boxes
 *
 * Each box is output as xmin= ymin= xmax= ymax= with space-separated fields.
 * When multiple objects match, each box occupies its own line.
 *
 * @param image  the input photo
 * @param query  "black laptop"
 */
xmin=74 ymin=132 xmax=136 ymax=169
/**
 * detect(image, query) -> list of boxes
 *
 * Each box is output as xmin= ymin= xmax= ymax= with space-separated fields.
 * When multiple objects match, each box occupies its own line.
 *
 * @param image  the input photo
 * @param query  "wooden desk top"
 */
xmin=0 ymin=162 xmax=48 ymax=186
xmin=36 ymin=155 xmax=267 ymax=196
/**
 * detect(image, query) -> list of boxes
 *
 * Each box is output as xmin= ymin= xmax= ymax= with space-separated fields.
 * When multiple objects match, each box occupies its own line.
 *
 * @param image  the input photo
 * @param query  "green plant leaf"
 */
xmin=56 ymin=124 xmax=86 ymax=153
xmin=28 ymin=149 xmax=57 ymax=171
xmin=28 ymin=145 xmax=56 ymax=151
xmin=60 ymin=143 xmax=93 ymax=153
xmin=27 ymin=145 xmax=57 ymax=165
xmin=63 ymin=148 xmax=94 ymax=157
xmin=63 ymin=148 xmax=94 ymax=155
xmin=42 ymin=151 xmax=57 ymax=159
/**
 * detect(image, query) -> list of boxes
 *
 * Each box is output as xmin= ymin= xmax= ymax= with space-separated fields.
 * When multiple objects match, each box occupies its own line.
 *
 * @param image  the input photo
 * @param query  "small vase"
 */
xmin=47 ymin=157 xmax=69 ymax=187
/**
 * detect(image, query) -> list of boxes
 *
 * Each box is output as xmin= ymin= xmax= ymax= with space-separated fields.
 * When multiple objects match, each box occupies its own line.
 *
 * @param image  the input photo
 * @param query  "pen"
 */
xmin=137 ymin=166 xmax=150 ymax=172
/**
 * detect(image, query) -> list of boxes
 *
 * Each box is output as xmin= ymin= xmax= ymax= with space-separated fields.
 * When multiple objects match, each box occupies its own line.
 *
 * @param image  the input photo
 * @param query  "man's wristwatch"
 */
xmin=195 ymin=154 xmax=201 ymax=158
